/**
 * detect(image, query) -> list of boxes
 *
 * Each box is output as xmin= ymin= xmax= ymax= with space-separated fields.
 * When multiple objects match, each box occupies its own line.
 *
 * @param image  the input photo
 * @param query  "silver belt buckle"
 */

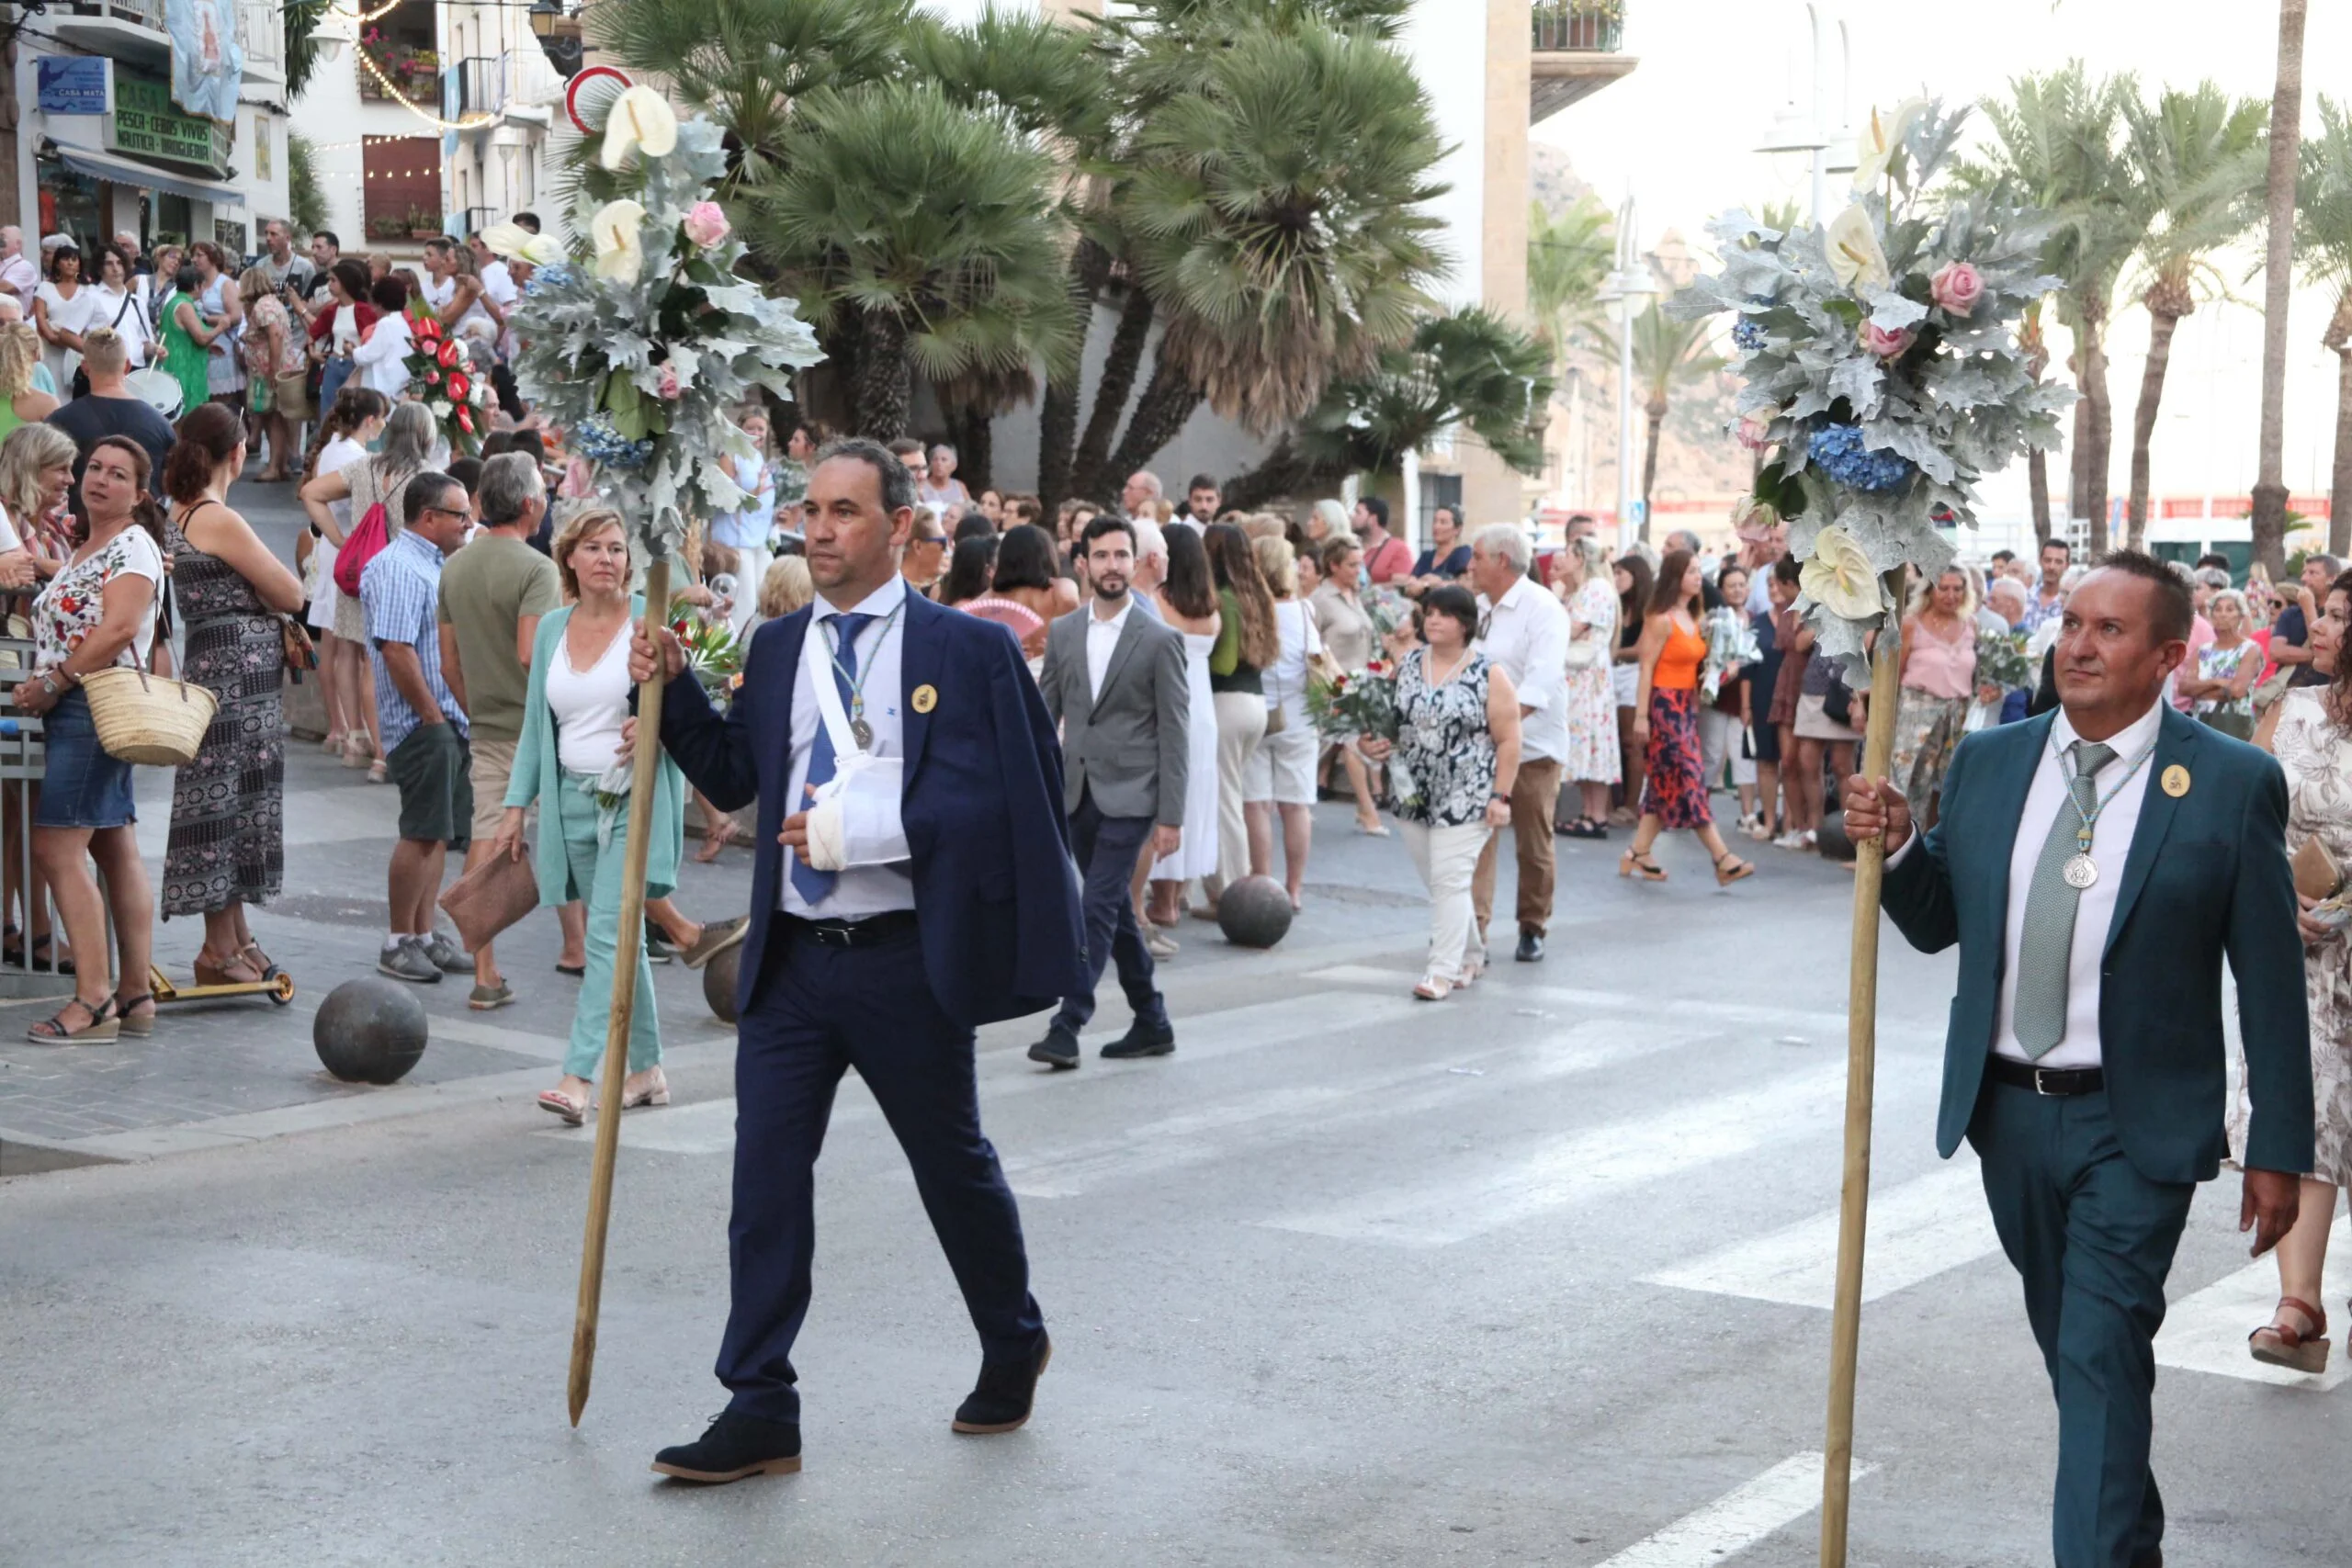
xmin=2032 ymin=1066 xmax=2061 ymax=1096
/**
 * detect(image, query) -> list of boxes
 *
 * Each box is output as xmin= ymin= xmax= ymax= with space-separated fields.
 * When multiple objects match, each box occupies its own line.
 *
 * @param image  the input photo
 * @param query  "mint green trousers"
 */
xmin=559 ymin=774 xmax=662 ymax=1081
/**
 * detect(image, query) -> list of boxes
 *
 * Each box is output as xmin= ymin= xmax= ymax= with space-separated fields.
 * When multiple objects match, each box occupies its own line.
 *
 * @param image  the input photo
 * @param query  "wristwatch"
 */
xmin=1489 ymin=792 xmax=1511 ymax=807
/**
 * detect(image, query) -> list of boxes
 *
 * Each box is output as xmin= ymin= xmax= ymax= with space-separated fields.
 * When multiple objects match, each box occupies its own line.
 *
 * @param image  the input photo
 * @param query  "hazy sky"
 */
xmin=1534 ymin=0 xmax=2352 ymax=518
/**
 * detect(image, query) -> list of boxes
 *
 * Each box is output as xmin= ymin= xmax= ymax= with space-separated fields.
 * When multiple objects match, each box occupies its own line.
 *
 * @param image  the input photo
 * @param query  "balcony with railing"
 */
xmin=1530 ymin=2 xmax=1637 ymax=124
xmin=448 ymin=55 xmax=507 ymax=121
xmin=239 ymin=0 xmax=285 ymax=80
xmin=51 ymin=0 xmax=173 ymax=67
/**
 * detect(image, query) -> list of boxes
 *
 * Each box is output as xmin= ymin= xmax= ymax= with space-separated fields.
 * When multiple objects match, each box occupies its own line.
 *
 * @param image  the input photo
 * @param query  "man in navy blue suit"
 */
xmin=634 ymin=439 xmax=1085 ymax=1483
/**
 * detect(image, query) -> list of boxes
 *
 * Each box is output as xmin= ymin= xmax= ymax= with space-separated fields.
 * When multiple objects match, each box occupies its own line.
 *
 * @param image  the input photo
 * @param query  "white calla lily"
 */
xmin=1799 ymin=525 xmax=1885 ymax=621
xmin=600 ymin=85 xmax=679 ymax=171
xmin=1824 ymin=204 xmax=1891 ymax=292
xmin=590 ymin=199 xmax=648 ymax=287
xmin=521 ymin=234 xmax=564 ymax=267
xmin=1849 ymin=97 xmax=1928 ymax=192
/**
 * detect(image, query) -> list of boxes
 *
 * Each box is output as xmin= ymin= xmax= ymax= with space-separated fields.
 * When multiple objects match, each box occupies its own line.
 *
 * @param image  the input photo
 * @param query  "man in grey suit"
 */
xmin=1029 ymin=515 xmax=1190 ymax=1069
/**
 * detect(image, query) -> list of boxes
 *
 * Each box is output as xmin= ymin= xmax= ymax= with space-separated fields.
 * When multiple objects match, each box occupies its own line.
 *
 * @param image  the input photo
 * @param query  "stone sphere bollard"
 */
xmin=702 ymin=942 xmax=742 ymax=1025
xmin=312 ymin=977 xmax=430 ymax=1085
xmin=1216 ymin=874 xmax=1295 ymax=949
xmin=1815 ymin=811 xmax=1859 ymax=863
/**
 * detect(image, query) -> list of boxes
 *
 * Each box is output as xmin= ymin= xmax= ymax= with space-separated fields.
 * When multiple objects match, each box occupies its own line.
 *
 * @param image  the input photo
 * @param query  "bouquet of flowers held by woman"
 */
xmin=1973 ymin=625 xmax=2032 ymax=692
xmin=508 ymin=86 xmax=823 ymax=563
xmin=668 ymin=593 xmax=743 ymax=705
xmin=1668 ymin=98 xmax=2073 ymax=674
xmin=404 ymin=314 xmax=492 ymax=457
xmin=1307 ymin=656 xmax=1400 ymax=743
xmin=1700 ymin=603 xmax=1761 ymax=702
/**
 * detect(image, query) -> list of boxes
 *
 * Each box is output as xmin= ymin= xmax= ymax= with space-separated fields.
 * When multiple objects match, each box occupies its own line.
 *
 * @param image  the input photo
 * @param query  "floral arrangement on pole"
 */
xmin=508 ymin=86 xmax=824 ymax=563
xmin=1668 ymin=98 xmax=2075 ymax=672
xmin=403 ymin=314 xmax=492 ymax=457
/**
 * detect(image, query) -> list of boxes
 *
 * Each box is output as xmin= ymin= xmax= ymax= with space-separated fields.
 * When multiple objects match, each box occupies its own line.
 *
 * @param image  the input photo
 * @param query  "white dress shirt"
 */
xmin=783 ymin=573 xmax=916 ymax=918
xmin=1890 ymin=698 xmax=2165 ymax=1069
xmin=1476 ymin=572 xmax=1571 ymax=765
xmin=1085 ymin=595 xmax=1135 ymax=703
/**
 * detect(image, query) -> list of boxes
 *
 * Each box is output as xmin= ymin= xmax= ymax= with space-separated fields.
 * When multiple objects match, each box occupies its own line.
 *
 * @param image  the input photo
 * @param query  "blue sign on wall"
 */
xmin=37 ymin=58 xmax=111 ymax=116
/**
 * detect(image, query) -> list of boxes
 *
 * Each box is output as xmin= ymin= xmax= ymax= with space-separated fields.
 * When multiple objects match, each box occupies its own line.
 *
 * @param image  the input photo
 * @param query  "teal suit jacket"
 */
xmin=1881 ymin=705 xmax=2314 ymax=1185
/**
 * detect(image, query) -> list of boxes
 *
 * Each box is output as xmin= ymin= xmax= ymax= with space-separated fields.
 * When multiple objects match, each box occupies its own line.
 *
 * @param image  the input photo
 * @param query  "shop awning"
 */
xmin=45 ymin=141 xmax=241 ymax=206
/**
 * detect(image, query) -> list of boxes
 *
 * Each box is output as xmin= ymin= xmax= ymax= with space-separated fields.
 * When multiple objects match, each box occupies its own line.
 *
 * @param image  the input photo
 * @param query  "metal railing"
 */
xmin=62 ymin=0 xmax=168 ymax=31
xmin=450 ymin=54 xmax=506 ymax=119
xmin=1532 ymin=3 xmax=1624 ymax=52
xmin=0 ymin=640 xmax=78 ymax=1001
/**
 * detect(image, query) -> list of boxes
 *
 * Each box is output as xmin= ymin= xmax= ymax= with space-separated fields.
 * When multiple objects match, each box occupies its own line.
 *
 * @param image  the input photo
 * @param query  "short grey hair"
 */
xmin=2209 ymin=588 xmax=2251 ymax=622
xmin=1470 ymin=523 xmax=1531 ymax=574
xmin=2312 ymin=553 xmax=2343 ymax=577
xmin=1130 ymin=517 xmax=1167 ymax=561
xmin=476 ymin=451 xmax=545 ymax=526
xmin=1985 ymin=576 xmax=2028 ymax=608
xmin=1125 ymin=469 xmax=1164 ymax=502
xmin=928 ymin=443 xmax=956 ymax=462
xmin=2194 ymin=566 xmax=2233 ymax=592
xmin=1311 ymin=498 xmax=1349 ymax=537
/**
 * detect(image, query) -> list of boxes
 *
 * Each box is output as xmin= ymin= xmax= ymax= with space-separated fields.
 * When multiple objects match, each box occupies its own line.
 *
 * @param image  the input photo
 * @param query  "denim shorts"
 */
xmin=38 ymin=688 xmax=137 ymax=829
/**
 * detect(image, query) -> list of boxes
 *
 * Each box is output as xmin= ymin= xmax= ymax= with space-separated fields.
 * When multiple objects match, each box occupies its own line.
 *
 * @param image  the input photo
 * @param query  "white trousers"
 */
xmin=1697 ymin=705 xmax=1756 ymax=789
xmin=1211 ymin=691 xmax=1268 ymax=890
xmin=1399 ymin=818 xmax=1487 ymax=982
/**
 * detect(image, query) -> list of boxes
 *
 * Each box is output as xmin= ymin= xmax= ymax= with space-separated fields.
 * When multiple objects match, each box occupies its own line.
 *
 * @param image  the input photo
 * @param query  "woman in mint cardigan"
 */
xmin=493 ymin=510 xmax=690 ymax=1124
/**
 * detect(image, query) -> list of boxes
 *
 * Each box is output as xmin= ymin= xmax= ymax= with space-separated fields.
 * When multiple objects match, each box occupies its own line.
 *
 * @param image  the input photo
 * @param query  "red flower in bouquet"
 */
xmin=447 ymin=371 xmax=469 ymax=401
xmin=424 ymin=368 xmax=440 ymax=385
xmin=437 ymin=340 xmax=462 ymax=368
xmin=457 ymin=407 xmax=474 ymax=435
xmin=414 ymin=314 xmax=441 ymax=341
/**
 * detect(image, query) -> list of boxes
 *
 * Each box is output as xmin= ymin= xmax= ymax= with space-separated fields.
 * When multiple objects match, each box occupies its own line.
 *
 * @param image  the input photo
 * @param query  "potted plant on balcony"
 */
xmin=406 ymin=206 xmax=444 ymax=242
xmin=1533 ymin=0 xmax=1623 ymax=52
xmin=367 ymin=214 xmax=406 ymax=243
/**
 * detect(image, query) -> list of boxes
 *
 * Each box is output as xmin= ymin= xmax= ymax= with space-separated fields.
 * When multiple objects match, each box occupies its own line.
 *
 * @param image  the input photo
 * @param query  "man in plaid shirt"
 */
xmin=360 ymin=472 xmax=476 ymax=984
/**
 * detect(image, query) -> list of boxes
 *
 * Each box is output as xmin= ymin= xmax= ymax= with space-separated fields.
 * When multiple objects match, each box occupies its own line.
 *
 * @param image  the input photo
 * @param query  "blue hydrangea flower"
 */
xmin=574 ymin=413 xmax=655 ymax=470
xmin=1809 ymin=423 xmax=1914 ymax=493
xmin=1732 ymin=319 xmax=1768 ymax=352
xmin=525 ymin=263 xmax=579 ymax=296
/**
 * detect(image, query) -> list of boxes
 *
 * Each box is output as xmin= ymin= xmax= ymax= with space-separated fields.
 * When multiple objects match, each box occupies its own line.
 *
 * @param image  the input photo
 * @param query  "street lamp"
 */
xmin=530 ymin=0 xmax=584 ymax=81
xmin=309 ymin=2 xmax=354 ymax=66
xmin=1597 ymin=194 xmax=1657 ymax=551
xmin=1753 ymin=5 xmax=1854 ymax=225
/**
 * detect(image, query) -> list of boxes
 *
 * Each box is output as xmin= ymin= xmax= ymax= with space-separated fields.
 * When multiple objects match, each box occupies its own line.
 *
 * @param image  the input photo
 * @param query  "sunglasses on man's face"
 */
xmin=914 ymin=534 xmax=948 ymax=547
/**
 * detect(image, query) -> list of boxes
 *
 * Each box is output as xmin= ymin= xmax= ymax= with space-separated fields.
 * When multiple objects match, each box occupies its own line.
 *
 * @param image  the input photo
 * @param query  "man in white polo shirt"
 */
xmin=1468 ymin=523 xmax=1569 ymax=963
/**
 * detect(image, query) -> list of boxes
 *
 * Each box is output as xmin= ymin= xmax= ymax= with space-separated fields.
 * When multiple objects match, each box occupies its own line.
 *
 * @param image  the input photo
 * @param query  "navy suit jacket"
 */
xmin=1881 ymin=705 xmax=2314 ymax=1185
xmin=658 ymin=589 xmax=1087 ymax=1027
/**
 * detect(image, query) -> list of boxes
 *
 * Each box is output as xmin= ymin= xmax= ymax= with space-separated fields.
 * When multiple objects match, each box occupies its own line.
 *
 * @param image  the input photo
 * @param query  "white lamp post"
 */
xmin=1755 ymin=6 xmax=1854 ymax=225
xmin=1598 ymin=195 xmax=1657 ymax=552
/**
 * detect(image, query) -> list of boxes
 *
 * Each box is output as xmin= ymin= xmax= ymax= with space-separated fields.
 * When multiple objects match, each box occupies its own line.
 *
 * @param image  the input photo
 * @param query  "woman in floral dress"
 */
xmin=1887 ymin=565 xmax=1977 ymax=823
xmin=1357 ymin=584 xmax=1520 ymax=1001
xmin=2233 ymin=573 xmax=2352 ymax=1372
xmin=1554 ymin=536 xmax=1620 ymax=838
xmin=2182 ymin=588 xmax=2258 ymax=740
xmin=158 ymin=404 xmax=305 ymax=984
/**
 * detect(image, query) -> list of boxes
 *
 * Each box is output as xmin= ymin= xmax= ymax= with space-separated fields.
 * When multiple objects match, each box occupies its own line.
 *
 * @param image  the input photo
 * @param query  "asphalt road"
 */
xmin=1 ymin=477 xmax=2346 ymax=1566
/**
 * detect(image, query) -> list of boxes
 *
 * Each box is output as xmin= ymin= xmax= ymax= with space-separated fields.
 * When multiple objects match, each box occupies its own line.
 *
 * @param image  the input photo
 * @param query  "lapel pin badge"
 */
xmin=2161 ymin=764 xmax=2189 ymax=798
xmin=911 ymin=683 xmax=938 ymax=715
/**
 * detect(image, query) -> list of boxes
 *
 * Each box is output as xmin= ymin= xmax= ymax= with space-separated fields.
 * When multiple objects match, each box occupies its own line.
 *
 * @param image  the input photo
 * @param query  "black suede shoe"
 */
xmin=1515 ymin=931 xmax=1544 ymax=963
xmin=953 ymin=1335 xmax=1051 ymax=1434
xmin=1101 ymin=1019 xmax=1175 ymax=1059
xmin=650 ymin=1411 xmax=803 ymax=1483
xmin=2129 ymin=1551 xmax=2162 ymax=1568
xmin=1027 ymin=1026 xmax=1080 ymax=1069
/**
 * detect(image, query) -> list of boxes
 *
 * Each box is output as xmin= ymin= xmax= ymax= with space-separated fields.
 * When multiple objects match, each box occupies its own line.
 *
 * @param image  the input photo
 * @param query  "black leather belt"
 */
xmin=781 ymin=910 xmax=919 ymax=948
xmin=1987 ymin=1055 xmax=2105 ymax=1097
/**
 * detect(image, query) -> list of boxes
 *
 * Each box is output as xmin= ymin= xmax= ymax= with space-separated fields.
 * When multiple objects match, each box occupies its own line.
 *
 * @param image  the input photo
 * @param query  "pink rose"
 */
xmin=656 ymin=362 xmax=682 ymax=400
xmin=1736 ymin=410 xmax=1772 ymax=451
xmin=1859 ymin=320 xmax=1916 ymax=360
xmin=682 ymin=201 xmax=730 ymax=250
xmin=1930 ymin=261 xmax=1984 ymax=317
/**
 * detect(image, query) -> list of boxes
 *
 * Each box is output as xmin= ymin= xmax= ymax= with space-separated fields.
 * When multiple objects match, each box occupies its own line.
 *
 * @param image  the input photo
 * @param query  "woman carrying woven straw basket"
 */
xmin=9 ymin=434 xmax=165 ymax=1041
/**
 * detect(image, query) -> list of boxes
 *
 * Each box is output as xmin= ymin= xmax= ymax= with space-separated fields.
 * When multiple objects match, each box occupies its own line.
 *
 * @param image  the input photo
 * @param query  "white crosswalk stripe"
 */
xmin=1587 ymin=1451 xmax=1871 ymax=1567
xmin=2154 ymin=1226 xmax=2352 ymax=1392
xmin=1648 ymin=1159 xmax=2003 ymax=1309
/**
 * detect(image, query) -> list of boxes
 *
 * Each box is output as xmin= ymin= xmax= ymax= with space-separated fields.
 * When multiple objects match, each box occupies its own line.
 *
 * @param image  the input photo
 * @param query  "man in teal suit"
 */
xmin=1843 ymin=552 xmax=2312 ymax=1568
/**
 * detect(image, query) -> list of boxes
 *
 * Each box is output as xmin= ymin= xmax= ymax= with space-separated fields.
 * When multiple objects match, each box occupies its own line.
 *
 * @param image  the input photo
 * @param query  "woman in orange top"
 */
xmin=1623 ymin=549 xmax=1756 ymax=885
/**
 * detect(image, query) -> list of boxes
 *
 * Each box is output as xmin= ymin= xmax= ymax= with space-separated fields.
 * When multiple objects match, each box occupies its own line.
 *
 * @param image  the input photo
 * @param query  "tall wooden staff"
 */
xmin=567 ymin=552 xmax=673 ymax=1427
xmin=1818 ymin=571 xmax=1905 ymax=1564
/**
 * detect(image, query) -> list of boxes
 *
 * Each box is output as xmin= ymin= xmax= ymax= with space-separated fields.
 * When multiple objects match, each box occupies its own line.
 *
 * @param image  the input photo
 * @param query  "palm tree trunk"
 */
xmin=1037 ymin=239 xmax=1115 ymax=513
xmin=2067 ymin=352 xmax=2090 ymax=539
xmin=2029 ymin=449 xmax=2052 ymax=546
xmin=2127 ymin=306 xmax=2186 ymax=552
xmin=1639 ymin=402 xmax=1665 ymax=546
xmin=1221 ymin=434 xmax=1325 ymax=512
xmin=853 ymin=309 xmax=911 ymax=442
xmin=1104 ymin=354 xmax=1204 ymax=491
xmin=1069 ymin=287 xmax=1158 ymax=503
xmin=944 ymin=400 xmax=993 ymax=495
xmin=2253 ymin=0 xmax=2309 ymax=576
xmin=2331 ymin=344 xmax=2352 ymax=558
xmin=2082 ymin=315 xmax=2112 ymax=555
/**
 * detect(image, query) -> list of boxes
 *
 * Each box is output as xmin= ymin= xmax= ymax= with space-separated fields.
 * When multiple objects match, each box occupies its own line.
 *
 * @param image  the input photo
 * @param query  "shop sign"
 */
xmin=38 ymin=59 xmax=112 ymax=117
xmin=108 ymin=71 xmax=231 ymax=172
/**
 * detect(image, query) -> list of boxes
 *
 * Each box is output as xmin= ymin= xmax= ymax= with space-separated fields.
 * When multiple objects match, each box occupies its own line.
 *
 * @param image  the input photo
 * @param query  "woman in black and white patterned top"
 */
xmin=1359 ymin=584 xmax=1520 ymax=1001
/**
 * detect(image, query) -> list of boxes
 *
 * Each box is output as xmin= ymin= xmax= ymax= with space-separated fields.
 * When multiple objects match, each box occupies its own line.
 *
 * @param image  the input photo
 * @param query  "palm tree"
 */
xmin=753 ymin=82 xmax=1078 ymax=439
xmin=1528 ymin=193 xmax=1613 ymax=362
xmin=1595 ymin=302 xmax=1725 ymax=542
xmin=1220 ymin=307 xmax=1555 ymax=507
xmin=2299 ymin=96 xmax=2352 ymax=555
xmin=2120 ymin=83 xmax=2267 ymax=548
xmin=2253 ymin=0 xmax=2309 ymax=574
xmin=1975 ymin=64 xmax=2145 ymax=552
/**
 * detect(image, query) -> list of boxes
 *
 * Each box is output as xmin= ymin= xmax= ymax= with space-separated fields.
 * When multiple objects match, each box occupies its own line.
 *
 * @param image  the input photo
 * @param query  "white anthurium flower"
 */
xmin=1799 ymin=525 xmax=1885 ymax=621
xmin=480 ymin=220 xmax=531 ymax=260
xmin=600 ymin=85 xmax=679 ymax=171
xmin=590 ymin=199 xmax=647 ymax=286
xmin=521 ymin=234 xmax=564 ymax=267
xmin=1824 ymin=204 xmax=1891 ymax=292
xmin=1850 ymin=97 xmax=1929 ymax=192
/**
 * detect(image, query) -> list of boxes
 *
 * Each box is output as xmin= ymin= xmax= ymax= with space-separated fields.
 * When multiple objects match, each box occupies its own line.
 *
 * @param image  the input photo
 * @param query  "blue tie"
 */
xmin=789 ymin=611 xmax=872 ymax=906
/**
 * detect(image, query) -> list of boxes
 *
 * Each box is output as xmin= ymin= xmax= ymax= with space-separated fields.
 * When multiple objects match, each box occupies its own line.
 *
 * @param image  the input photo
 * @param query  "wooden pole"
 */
xmin=1819 ymin=569 xmax=1905 ymax=1565
xmin=568 ymin=553 xmax=673 ymax=1427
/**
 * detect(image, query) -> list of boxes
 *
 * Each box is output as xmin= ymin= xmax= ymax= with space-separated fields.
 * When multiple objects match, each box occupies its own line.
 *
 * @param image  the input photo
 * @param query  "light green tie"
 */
xmin=2011 ymin=739 xmax=2115 ymax=1058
